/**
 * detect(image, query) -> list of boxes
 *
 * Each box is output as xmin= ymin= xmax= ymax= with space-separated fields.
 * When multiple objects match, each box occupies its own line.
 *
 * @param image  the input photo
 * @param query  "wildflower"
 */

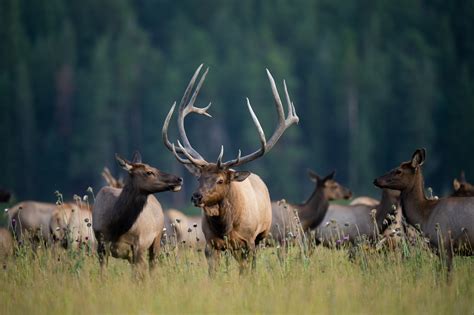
xmin=163 ymin=228 xmax=167 ymax=232
xmin=188 ymin=228 xmax=192 ymax=233
xmin=11 ymin=218 xmax=16 ymax=226
xmin=55 ymin=227 xmax=60 ymax=231
xmin=336 ymin=239 xmax=342 ymax=245
xmin=84 ymin=218 xmax=90 ymax=223
xmin=461 ymin=227 xmax=466 ymax=233
xmin=175 ymin=218 xmax=181 ymax=223
xmin=383 ymin=219 xmax=388 ymax=226
xmin=325 ymin=221 xmax=330 ymax=227
xmin=4 ymin=208 xmax=8 ymax=213
xmin=392 ymin=204 xmax=397 ymax=211
xmin=343 ymin=235 xmax=350 ymax=241
xmin=193 ymin=223 xmax=198 ymax=228
xmin=287 ymin=232 xmax=294 ymax=238
xmin=86 ymin=187 xmax=93 ymax=193
xmin=196 ymin=238 xmax=200 ymax=242
xmin=87 ymin=223 xmax=92 ymax=228
xmin=73 ymin=194 xmax=81 ymax=201
xmin=83 ymin=195 xmax=88 ymax=201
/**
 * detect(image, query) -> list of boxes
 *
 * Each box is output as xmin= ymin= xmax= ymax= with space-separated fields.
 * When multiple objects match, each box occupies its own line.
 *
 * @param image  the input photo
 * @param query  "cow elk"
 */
xmin=316 ymin=189 xmax=400 ymax=247
xmin=374 ymin=148 xmax=474 ymax=272
xmin=162 ymin=64 xmax=298 ymax=274
xmin=92 ymin=152 xmax=182 ymax=278
xmin=452 ymin=171 xmax=474 ymax=197
xmin=270 ymin=170 xmax=352 ymax=244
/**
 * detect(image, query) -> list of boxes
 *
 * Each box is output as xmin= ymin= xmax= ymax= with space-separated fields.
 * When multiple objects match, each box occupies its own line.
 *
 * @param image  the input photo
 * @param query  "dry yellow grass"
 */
xmin=1 ymin=240 xmax=473 ymax=314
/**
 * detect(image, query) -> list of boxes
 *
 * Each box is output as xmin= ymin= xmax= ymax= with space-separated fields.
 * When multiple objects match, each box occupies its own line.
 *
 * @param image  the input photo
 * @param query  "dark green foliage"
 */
xmin=0 ymin=0 xmax=473 ymax=207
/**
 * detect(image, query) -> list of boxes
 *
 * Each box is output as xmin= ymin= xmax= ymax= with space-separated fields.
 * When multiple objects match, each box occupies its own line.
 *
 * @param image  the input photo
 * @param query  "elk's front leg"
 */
xmin=205 ymin=244 xmax=221 ymax=277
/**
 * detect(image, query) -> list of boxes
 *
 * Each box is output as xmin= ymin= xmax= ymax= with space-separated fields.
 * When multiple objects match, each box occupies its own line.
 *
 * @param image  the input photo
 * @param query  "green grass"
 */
xmin=1 ymin=241 xmax=473 ymax=315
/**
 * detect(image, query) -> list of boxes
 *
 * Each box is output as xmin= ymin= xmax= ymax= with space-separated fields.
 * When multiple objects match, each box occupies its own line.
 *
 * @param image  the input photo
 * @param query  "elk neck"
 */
xmin=297 ymin=185 xmax=328 ymax=230
xmin=400 ymin=169 xmax=433 ymax=229
xmin=375 ymin=189 xmax=399 ymax=230
xmin=108 ymin=179 xmax=148 ymax=241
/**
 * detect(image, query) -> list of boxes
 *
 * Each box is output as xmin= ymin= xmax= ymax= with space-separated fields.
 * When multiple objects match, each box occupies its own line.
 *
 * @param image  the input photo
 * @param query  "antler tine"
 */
xmin=220 ymin=70 xmax=298 ymax=169
xmin=171 ymin=143 xmax=193 ymax=165
xmin=177 ymin=140 xmax=207 ymax=167
xmin=216 ymin=145 xmax=224 ymax=168
xmin=177 ymin=66 xmax=212 ymax=160
xmin=162 ymin=102 xmax=182 ymax=153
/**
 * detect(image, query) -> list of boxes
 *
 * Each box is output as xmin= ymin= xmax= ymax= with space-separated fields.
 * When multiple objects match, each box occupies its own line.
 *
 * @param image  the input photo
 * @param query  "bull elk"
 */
xmin=374 ymin=148 xmax=474 ymax=271
xmin=92 ymin=152 xmax=182 ymax=278
xmin=270 ymin=170 xmax=352 ymax=244
xmin=162 ymin=64 xmax=298 ymax=274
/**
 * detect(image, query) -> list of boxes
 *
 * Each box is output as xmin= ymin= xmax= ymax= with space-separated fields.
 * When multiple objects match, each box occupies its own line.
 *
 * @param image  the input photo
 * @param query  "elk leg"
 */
xmin=148 ymin=236 xmax=162 ymax=272
xmin=132 ymin=246 xmax=147 ymax=280
xmin=205 ymin=244 xmax=220 ymax=277
xmin=96 ymin=233 xmax=108 ymax=276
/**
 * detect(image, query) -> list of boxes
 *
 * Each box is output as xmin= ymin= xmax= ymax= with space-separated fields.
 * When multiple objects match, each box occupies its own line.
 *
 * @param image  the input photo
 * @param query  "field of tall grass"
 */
xmin=1 ymin=239 xmax=472 ymax=315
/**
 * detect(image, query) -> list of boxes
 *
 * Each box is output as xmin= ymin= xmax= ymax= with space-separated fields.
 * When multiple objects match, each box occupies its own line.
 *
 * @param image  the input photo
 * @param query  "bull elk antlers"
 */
xmin=162 ymin=64 xmax=299 ymax=169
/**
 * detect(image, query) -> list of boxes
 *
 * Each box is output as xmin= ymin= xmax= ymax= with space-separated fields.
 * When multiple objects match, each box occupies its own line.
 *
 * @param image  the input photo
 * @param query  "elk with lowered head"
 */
xmin=374 ymin=148 xmax=474 ymax=271
xmin=162 ymin=64 xmax=298 ymax=274
xmin=270 ymin=170 xmax=352 ymax=244
xmin=316 ymin=188 xmax=400 ymax=247
xmin=92 ymin=152 xmax=182 ymax=278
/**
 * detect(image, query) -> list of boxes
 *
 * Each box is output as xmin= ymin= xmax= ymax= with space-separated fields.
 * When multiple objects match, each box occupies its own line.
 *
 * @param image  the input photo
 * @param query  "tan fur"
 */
xmin=164 ymin=209 xmax=205 ymax=248
xmin=8 ymin=201 xmax=57 ymax=245
xmin=0 ymin=228 xmax=14 ymax=259
xmin=349 ymin=196 xmax=379 ymax=207
xmin=202 ymin=173 xmax=272 ymax=273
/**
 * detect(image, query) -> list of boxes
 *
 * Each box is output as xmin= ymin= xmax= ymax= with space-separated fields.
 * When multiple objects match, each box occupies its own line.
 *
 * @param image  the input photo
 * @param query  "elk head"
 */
xmin=374 ymin=148 xmax=426 ymax=191
xmin=307 ymin=169 xmax=352 ymax=200
xmin=162 ymin=64 xmax=298 ymax=216
xmin=452 ymin=171 xmax=474 ymax=197
xmin=116 ymin=151 xmax=183 ymax=193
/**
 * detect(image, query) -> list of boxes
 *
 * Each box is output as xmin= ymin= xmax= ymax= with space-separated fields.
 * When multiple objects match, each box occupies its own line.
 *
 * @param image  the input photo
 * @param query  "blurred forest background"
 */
xmin=1 ymin=0 xmax=473 ymax=211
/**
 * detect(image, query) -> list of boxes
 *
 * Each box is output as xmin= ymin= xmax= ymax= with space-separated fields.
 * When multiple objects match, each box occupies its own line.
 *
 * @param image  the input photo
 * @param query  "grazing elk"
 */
xmin=374 ymin=148 xmax=474 ymax=271
xmin=270 ymin=170 xmax=352 ymax=244
xmin=8 ymin=201 xmax=58 ymax=247
xmin=451 ymin=171 xmax=474 ymax=197
xmin=316 ymin=189 xmax=400 ymax=246
xmin=92 ymin=152 xmax=182 ymax=278
xmin=163 ymin=209 xmax=205 ymax=248
xmin=162 ymin=64 xmax=298 ymax=274
xmin=349 ymin=196 xmax=379 ymax=207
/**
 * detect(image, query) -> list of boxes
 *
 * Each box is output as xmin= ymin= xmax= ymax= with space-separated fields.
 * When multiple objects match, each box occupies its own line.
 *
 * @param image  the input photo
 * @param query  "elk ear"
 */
xmin=131 ymin=151 xmax=142 ymax=164
xmin=411 ymin=148 xmax=426 ymax=168
xmin=230 ymin=171 xmax=251 ymax=182
xmin=307 ymin=169 xmax=321 ymax=183
xmin=184 ymin=164 xmax=201 ymax=177
xmin=115 ymin=154 xmax=133 ymax=172
xmin=453 ymin=178 xmax=461 ymax=191
xmin=322 ymin=170 xmax=336 ymax=182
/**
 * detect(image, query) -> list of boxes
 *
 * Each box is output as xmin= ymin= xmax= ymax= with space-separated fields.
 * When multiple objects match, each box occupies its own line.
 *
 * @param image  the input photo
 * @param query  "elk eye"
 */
xmin=217 ymin=179 xmax=224 ymax=184
xmin=395 ymin=169 xmax=402 ymax=175
xmin=146 ymin=171 xmax=154 ymax=176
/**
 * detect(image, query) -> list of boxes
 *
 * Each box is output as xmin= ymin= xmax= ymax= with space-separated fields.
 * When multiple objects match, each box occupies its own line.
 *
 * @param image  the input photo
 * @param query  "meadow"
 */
xmin=1 ymin=238 xmax=472 ymax=315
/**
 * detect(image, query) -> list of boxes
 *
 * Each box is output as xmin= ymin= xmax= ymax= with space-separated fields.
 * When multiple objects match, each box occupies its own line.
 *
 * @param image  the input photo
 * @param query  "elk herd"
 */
xmin=0 ymin=65 xmax=473 ymax=278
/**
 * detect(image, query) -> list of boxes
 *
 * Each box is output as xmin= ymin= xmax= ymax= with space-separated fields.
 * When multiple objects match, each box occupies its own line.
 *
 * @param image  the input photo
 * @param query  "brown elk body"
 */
xmin=316 ymin=189 xmax=400 ymax=246
xmin=92 ymin=152 xmax=182 ymax=277
xmin=374 ymin=148 xmax=474 ymax=271
xmin=270 ymin=170 xmax=352 ymax=244
xmin=162 ymin=65 xmax=298 ymax=274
